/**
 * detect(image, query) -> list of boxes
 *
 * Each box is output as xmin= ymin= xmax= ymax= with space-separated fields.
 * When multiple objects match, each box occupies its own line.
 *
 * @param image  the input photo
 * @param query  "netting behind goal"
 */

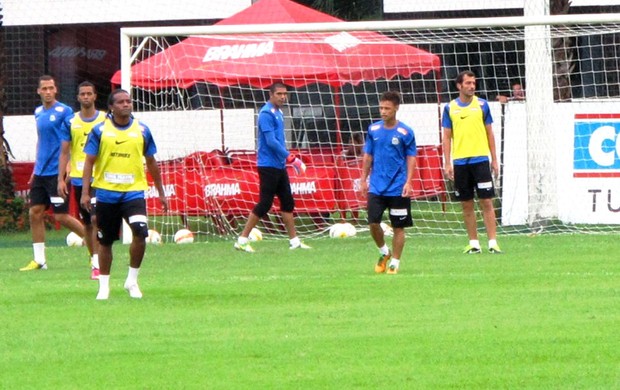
xmin=119 ymin=14 xmax=620 ymax=242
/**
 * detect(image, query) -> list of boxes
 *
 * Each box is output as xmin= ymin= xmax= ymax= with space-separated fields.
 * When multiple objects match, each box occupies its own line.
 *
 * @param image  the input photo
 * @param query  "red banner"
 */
xmin=11 ymin=146 xmax=445 ymax=217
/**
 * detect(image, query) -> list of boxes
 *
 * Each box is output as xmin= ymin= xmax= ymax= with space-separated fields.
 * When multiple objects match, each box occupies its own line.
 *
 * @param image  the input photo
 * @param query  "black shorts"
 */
xmin=96 ymin=198 xmax=147 ymax=245
xmin=367 ymin=193 xmax=413 ymax=229
xmin=453 ymin=161 xmax=495 ymax=201
xmin=29 ymin=175 xmax=70 ymax=213
xmin=72 ymin=184 xmax=94 ymax=225
xmin=253 ymin=167 xmax=294 ymax=216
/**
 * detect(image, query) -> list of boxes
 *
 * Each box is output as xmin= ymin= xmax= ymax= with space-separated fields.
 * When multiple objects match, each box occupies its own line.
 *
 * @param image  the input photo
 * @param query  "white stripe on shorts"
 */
xmin=50 ymin=197 xmax=65 ymax=205
xmin=128 ymin=215 xmax=148 ymax=224
xmin=477 ymin=181 xmax=493 ymax=189
xmin=389 ymin=208 xmax=408 ymax=216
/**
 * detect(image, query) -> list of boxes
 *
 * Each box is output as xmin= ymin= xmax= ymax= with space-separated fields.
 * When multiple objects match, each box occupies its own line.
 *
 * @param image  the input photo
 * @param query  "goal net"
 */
xmin=118 ymin=13 xmax=620 ymax=241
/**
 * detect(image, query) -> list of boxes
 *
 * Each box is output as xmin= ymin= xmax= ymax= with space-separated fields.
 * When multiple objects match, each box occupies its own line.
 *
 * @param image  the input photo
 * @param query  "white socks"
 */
xmin=124 ymin=267 xmax=142 ymax=299
xmin=289 ymin=236 xmax=300 ymax=248
xmin=469 ymin=239 xmax=481 ymax=249
xmin=126 ymin=267 xmax=140 ymax=287
xmin=96 ymin=267 xmax=142 ymax=300
xmin=97 ymin=275 xmax=110 ymax=300
xmin=379 ymin=244 xmax=390 ymax=256
xmin=91 ymin=254 xmax=100 ymax=269
xmin=388 ymin=258 xmax=400 ymax=269
xmin=33 ymin=242 xmax=46 ymax=265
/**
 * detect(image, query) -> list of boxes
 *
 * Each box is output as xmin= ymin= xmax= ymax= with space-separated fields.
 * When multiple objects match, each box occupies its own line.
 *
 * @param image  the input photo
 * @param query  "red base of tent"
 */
xmin=10 ymin=146 xmax=446 ymax=233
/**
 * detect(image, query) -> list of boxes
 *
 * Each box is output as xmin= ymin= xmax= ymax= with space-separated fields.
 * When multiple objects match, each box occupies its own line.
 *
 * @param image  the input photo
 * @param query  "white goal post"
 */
xmin=118 ymin=11 xmax=620 ymax=241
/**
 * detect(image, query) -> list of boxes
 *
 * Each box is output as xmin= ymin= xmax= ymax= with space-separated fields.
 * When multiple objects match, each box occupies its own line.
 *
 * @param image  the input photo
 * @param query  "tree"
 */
xmin=550 ymin=0 xmax=574 ymax=101
xmin=0 ymin=0 xmax=12 ymax=190
xmin=298 ymin=0 xmax=383 ymax=21
xmin=0 ymin=3 xmax=27 ymax=232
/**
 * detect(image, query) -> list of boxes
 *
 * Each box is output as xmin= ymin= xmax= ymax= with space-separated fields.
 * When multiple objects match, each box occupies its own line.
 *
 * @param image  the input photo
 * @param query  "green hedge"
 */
xmin=0 ymin=196 xmax=29 ymax=232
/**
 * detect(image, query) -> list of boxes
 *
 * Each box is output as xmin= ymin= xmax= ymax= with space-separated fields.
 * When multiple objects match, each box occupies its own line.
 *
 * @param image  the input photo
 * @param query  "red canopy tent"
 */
xmin=110 ymin=0 xmax=446 ymax=222
xmin=111 ymin=0 xmax=440 ymax=90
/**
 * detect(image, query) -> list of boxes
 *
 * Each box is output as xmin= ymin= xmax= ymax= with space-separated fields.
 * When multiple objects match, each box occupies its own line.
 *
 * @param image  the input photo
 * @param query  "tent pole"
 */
xmin=218 ymin=86 xmax=225 ymax=151
xmin=434 ymin=69 xmax=448 ymax=212
xmin=334 ymin=86 xmax=342 ymax=155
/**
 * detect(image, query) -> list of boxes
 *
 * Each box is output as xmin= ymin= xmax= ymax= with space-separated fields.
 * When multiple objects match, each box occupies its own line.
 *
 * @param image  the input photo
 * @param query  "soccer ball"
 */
xmin=174 ymin=228 xmax=194 ymax=244
xmin=329 ymin=222 xmax=357 ymax=238
xmin=66 ymin=231 xmax=84 ymax=247
xmin=380 ymin=222 xmax=394 ymax=237
xmin=145 ymin=229 xmax=162 ymax=245
xmin=248 ymin=227 xmax=263 ymax=242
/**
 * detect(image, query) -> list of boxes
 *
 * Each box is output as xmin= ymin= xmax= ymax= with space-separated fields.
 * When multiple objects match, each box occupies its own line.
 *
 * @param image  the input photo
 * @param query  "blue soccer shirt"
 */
xmin=256 ymin=102 xmax=289 ymax=169
xmin=364 ymin=120 xmax=417 ymax=196
xmin=33 ymin=101 xmax=74 ymax=176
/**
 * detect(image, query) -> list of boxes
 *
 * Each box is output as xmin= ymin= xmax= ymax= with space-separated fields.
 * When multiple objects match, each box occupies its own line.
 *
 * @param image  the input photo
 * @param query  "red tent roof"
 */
xmin=111 ymin=0 xmax=440 ymax=89
xmin=217 ymin=0 xmax=342 ymax=25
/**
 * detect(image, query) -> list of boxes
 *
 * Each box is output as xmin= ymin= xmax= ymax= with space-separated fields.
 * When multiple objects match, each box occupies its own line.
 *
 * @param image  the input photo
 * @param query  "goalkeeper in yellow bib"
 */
xmin=58 ymin=81 xmax=106 ymax=280
xmin=442 ymin=70 xmax=502 ymax=254
xmin=81 ymin=89 xmax=168 ymax=300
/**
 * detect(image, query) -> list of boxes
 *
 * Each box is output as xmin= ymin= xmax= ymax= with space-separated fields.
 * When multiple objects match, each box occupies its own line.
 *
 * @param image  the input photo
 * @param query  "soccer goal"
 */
xmin=117 ymin=10 xmax=620 ymax=241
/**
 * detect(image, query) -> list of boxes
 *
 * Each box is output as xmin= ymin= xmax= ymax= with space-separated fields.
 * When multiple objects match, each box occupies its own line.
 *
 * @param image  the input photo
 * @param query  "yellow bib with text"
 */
xmin=92 ymin=120 xmax=147 ymax=192
xmin=69 ymin=111 xmax=106 ymax=178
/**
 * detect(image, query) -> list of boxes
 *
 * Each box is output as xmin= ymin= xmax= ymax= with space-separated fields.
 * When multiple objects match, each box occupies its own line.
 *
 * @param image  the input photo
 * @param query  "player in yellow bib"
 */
xmin=442 ymin=70 xmax=502 ymax=254
xmin=81 ymin=89 xmax=168 ymax=300
xmin=58 ymin=81 xmax=106 ymax=280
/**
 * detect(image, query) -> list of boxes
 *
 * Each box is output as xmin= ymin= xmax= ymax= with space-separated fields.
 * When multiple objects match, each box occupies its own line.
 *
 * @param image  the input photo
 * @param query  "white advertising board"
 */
xmin=2 ymin=0 xmax=252 ymax=26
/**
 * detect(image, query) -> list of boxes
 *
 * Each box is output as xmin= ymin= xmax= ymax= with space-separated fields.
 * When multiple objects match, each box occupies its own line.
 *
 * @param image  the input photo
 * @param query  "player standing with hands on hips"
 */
xmin=359 ymin=91 xmax=417 ymax=275
xmin=81 ymin=89 xmax=168 ymax=300
xmin=234 ymin=82 xmax=310 ymax=253
xmin=442 ymin=70 xmax=502 ymax=254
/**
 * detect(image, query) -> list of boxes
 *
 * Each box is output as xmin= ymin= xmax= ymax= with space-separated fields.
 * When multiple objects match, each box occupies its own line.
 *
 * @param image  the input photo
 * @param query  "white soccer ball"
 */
xmin=174 ymin=228 xmax=194 ymax=244
xmin=145 ymin=229 xmax=162 ymax=245
xmin=248 ymin=227 xmax=263 ymax=242
xmin=329 ymin=222 xmax=357 ymax=238
xmin=380 ymin=222 xmax=394 ymax=237
xmin=66 ymin=231 xmax=84 ymax=247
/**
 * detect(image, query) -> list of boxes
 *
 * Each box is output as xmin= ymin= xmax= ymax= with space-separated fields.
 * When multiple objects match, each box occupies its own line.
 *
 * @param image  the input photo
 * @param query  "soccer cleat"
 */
xmin=463 ymin=245 xmax=482 ymax=254
xmin=386 ymin=264 xmax=399 ymax=275
xmin=124 ymin=282 xmax=143 ymax=299
xmin=289 ymin=241 xmax=311 ymax=250
xmin=234 ymin=242 xmax=255 ymax=253
xmin=19 ymin=260 xmax=47 ymax=271
xmin=91 ymin=268 xmax=100 ymax=280
xmin=374 ymin=253 xmax=391 ymax=273
xmin=488 ymin=245 xmax=503 ymax=254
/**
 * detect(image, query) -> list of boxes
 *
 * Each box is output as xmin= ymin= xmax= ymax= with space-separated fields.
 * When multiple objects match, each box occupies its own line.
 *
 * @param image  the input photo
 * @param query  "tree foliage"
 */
xmin=550 ymin=0 xmax=573 ymax=101
xmin=0 ymin=3 xmax=25 ymax=231
xmin=298 ymin=0 xmax=383 ymax=21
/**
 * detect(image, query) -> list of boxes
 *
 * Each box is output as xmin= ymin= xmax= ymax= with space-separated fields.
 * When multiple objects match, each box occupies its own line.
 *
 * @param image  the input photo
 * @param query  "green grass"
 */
xmin=1 ymin=229 xmax=619 ymax=389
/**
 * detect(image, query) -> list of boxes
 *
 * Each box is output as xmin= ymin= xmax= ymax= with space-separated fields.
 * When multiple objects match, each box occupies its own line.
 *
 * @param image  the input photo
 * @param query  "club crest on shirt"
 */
xmin=392 ymin=137 xmax=399 ymax=145
xmin=50 ymin=115 xmax=56 ymax=122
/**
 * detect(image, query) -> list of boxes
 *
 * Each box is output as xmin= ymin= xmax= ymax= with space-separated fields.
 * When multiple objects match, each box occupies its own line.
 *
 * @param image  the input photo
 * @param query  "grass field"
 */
xmin=1 ymin=229 xmax=619 ymax=389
